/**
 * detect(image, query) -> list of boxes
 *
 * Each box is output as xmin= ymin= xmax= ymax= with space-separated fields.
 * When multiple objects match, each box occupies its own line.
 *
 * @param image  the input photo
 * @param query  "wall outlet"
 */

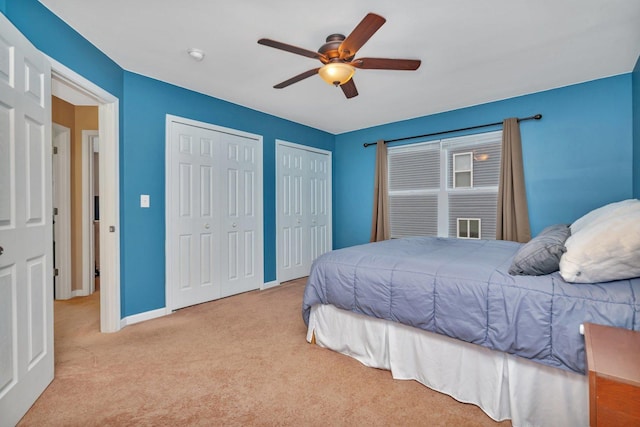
xmin=140 ymin=194 xmax=150 ymax=208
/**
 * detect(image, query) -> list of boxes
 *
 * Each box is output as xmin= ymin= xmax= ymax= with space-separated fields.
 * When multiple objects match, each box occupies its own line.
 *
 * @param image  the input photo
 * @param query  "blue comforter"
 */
xmin=302 ymin=237 xmax=640 ymax=374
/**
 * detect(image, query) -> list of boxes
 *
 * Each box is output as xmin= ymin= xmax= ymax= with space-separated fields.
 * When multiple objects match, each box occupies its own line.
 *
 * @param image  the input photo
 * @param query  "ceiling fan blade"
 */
xmin=338 ymin=13 xmax=386 ymax=60
xmin=351 ymin=58 xmax=421 ymax=70
xmin=273 ymin=68 xmax=321 ymax=89
xmin=340 ymin=79 xmax=358 ymax=99
xmin=258 ymin=38 xmax=327 ymax=61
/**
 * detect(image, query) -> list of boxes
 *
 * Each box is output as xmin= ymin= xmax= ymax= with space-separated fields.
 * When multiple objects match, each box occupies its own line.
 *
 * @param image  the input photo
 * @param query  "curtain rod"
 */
xmin=363 ymin=114 xmax=542 ymax=148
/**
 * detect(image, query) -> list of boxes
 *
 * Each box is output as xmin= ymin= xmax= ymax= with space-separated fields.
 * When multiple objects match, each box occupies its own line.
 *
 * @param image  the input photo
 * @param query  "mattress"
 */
xmin=302 ymin=237 xmax=640 ymax=373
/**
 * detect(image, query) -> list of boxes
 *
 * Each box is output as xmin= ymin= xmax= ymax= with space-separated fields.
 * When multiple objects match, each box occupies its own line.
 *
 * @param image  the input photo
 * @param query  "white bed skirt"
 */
xmin=307 ymin=304 xmax=588 ymax=427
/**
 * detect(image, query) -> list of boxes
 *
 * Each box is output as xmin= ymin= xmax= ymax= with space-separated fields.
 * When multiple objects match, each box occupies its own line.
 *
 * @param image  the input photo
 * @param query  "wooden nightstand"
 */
xmin=583 ymin=323 xmax=640 ymax=427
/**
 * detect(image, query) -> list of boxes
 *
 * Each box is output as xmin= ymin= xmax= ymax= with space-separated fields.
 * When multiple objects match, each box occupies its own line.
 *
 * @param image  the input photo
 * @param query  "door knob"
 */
xmin=0 ymin=246 xmax=3 ymax=256
xmin=232 ymin=222 xmax=237 ymax=228
xmin=204 ymin=223 xmax=210 ymax=229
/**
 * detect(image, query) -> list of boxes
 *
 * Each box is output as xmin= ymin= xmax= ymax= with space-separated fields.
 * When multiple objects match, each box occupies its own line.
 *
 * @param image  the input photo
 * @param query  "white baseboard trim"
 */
xmin=262 ymin=280 xmax=280 ymax=290
xmin=120 ymin=307 xmax=171 ymax=328
xmin=71 ymin=289 xmax=90 ymax=298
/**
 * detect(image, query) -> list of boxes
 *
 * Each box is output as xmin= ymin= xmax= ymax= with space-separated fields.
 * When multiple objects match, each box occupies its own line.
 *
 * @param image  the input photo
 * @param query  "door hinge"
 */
xmin=54 ymin=268 xmax=59 ymax=277
xmin=53 ymin=146 xmax=58 ymax=155
xmin=53 ymin=207 xmax=58 ymax=215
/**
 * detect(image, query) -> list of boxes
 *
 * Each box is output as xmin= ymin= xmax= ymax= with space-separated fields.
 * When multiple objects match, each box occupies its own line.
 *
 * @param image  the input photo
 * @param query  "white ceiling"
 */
xmin=39 ymin=0 xmax=640 ymax=134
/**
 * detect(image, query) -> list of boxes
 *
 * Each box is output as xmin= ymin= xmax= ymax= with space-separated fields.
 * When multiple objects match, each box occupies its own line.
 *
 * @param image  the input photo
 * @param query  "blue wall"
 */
xmin=334 ymin=75 xmax=634 ymax=249
xmin=2 ymin=1 xmax=637 ymax=318
xmin=2 ymin=1 xmax=333 ymax=318
xmin=121 ymin=73 xmax=333 ymax=315
xmin=3 ymin=0 xmax=123 ymax=99
xmin=633 ymin=56 xmax=640 ymax=198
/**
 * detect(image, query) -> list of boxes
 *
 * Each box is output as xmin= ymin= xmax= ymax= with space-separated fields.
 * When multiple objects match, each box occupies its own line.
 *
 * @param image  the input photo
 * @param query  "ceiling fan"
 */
xmin=258 ymin=13 xmax=421 ymax=99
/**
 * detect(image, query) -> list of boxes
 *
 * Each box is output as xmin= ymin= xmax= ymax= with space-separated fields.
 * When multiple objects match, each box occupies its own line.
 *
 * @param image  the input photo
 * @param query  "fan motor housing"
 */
xmin=319 ymin=34 xmax=346 ymax=60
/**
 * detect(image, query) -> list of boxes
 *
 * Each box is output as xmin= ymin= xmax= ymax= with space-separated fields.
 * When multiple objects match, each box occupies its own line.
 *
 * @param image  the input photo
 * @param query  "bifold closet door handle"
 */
xmin=232 ymin=223 xmax=237 ymax=228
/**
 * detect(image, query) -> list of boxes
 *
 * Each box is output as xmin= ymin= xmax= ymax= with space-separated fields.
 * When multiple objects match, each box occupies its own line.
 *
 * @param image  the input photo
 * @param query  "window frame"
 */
xmin=452 ymin=152 xmax=473 ymax=188
xmin=387 ymin=130 xmax=502 ymax=240
xmin=457 ymin=217 xmax=481 ymax=239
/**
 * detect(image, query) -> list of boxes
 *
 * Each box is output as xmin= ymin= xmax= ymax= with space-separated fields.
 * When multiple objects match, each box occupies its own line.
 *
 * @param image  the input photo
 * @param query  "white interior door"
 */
xmin=219 ymin=132 xmax=263 ymax=297
xmin=0 ymin=13 xmax=54 ymax=426
xmin=277 ymin=144 xmax=307 ymax=281
xmin=52 ymin=124 xmax=71 ymax=300
xmin=168 ymin=122 xmax=221 ymax=310
xmin=81 ymin=130 xmax=99 ymax=297
xmin=167 ymin=117 xmax=263 ymax=310
xmin=276 ymin=141 xmax=332 ymax=283
xmin=308 ymin=151 xmax=330 ymax=261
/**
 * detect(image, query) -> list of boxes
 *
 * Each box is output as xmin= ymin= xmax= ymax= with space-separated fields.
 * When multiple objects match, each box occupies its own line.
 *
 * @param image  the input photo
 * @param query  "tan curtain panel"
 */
xmin=370 ymin=140 xmax=390 ymax=242
xmin=497 ymin=118 xmax=531 ymax=243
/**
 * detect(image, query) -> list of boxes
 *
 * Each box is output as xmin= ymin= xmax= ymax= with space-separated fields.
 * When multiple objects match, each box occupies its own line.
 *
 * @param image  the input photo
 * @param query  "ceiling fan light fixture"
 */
xmin=318 ymin=62 xmax=355 ymax=86
xmin=187 ymin=48 xmax=205 ymax=61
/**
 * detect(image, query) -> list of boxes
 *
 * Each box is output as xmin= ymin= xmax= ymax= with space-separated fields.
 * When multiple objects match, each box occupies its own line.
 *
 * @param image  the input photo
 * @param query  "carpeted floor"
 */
xmin=19 ymin=279 xmax=511 ymax=426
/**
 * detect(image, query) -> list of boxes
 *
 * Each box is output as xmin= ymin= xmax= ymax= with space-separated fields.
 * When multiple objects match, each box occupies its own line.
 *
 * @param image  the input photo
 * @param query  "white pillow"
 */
xmin=560 ymin=207 xmax=640 ymax=283
xmin=570 ymin=198 xmax=640 ymax=235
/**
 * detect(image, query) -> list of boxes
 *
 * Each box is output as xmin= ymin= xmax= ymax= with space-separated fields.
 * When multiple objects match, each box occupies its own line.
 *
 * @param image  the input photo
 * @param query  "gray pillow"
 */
xmin=509 ymin=224 xmax=571 ymax=276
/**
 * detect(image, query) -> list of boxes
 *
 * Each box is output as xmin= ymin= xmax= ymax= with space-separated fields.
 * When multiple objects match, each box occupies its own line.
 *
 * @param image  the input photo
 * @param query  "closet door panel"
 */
xmin=167 ymin=118 xmax=263 ymax=309
xmin=277 ymin=145 xmax=307 ymax=281
xmin=220 ymin=134 xmax=260 ymax=297
xmin=277 ymin=143 xmax=332 ymax=283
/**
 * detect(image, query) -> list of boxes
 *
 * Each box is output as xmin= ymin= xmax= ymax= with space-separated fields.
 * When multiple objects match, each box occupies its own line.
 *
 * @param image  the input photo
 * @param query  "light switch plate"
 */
xmin=140 ymin=194 xmax=150 ymax=208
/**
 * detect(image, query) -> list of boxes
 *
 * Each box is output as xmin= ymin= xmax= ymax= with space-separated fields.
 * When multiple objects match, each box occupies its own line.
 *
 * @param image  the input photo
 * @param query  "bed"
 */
xmin=302 ymin=200 xmax=640 ymax=427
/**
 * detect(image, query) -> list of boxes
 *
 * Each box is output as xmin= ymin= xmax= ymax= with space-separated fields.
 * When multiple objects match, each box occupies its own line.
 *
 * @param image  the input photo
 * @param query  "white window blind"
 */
xmin=388 ymin=130 xmax=502 ymax=239
xmin=388 ymin=143 xmax=440 ymax=190
xmin=388 ymin=142 xmax=439 ymax=238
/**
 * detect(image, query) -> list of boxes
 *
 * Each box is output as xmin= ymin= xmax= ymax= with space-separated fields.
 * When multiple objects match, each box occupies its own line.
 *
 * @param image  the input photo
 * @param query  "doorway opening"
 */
xmin=51 ymin=96 xmax=98 ymax=301
xmin=49 ymin=56 xmax=121 ymax=333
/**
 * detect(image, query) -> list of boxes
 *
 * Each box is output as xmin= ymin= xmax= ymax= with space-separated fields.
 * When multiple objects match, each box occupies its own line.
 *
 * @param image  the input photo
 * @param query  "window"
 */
xmin=453 ymin=152 xmax=472 ymax=188
xmin=388 ymin=130 xmax=501 ymax=239
xmin=457 ymin=218 xmax=481 ymax=239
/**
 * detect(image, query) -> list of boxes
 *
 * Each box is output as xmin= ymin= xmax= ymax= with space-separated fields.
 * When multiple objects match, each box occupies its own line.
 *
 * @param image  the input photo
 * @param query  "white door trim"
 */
xmin=52 ymin=124 xmax=72 ymax=300
xmin=47 ymin=55 xmax=121 ymax=333
xmin=165 ymin=114 xmax=264 ymax=310
xmin=80 ymin=130 xmax=99 ymax=296
xmin=277 ymin=139 xmax=332 ymax=155
xmin=275 ymin=139 xmax=333 ymax=285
